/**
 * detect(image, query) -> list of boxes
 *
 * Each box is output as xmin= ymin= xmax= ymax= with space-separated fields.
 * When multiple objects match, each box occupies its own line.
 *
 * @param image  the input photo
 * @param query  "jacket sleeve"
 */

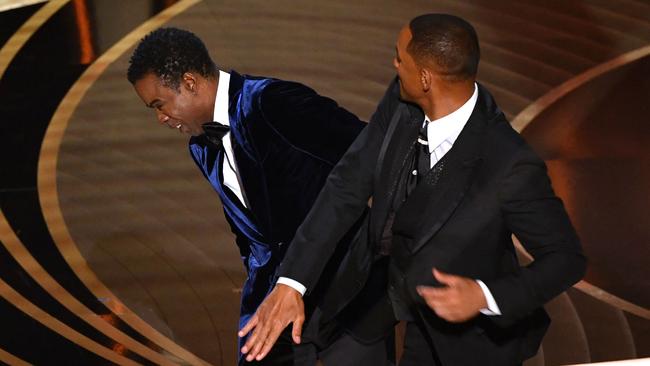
xmin=277 ymin=79 xmax=399 ymax=292
xmin=257 ymin=80 xmax=366 ymax=165
xmin=485 ymin=142 xmax=587 ymax=326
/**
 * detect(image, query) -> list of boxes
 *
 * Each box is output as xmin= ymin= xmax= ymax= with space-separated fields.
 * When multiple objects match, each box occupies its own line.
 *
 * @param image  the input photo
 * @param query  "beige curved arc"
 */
xmin=36 ymin=0 xmax=213 ymax=365
xmin=0 ymin=212 xmax=179 ymax=366
xmin=513 ymin=238 xmax=650 ymax=320
xmin=572 ymin=281 xmax=650 ymax=321
xmin=0 ymin=0 xmax=69 ymax=80
xmin=511 ymin=44 xmax=650 ymax=133
xmin=0 ymin=1 xmax=202 ymax=365
xmin=0 ymin=278 xmax=140 ymax=365
xmin=0 ymin=1 xmax=47 ymax=13
xmin=510 ymin=44 xmax=650 ymax=319
xmin=0 ymin=347 xmax=31 ymax=366
xmin=566 ymin=357 xmax=650 ymax=366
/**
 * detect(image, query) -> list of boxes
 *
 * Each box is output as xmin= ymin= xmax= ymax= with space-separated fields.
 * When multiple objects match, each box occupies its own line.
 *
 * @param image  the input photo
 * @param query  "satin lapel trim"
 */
xmin=370 ymin=103 xmax=422 ymax=244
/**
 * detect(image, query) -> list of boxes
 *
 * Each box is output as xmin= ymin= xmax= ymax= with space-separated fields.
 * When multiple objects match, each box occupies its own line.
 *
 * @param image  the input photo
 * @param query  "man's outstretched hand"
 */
xmin=239 ymin=284 xmax=305 ymax=362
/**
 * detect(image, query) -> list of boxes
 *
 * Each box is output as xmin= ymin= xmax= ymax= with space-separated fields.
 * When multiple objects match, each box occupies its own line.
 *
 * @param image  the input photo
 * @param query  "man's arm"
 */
xmin=239 ymin=79 xmax=399 ymax=362
xmin=486 ymin=140 xmax=587 ymax=326
xmin=276 ymin=78 xmax=399 ymax=290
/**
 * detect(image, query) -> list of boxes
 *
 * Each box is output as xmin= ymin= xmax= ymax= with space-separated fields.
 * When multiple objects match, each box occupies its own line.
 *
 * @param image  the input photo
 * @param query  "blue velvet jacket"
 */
xmin=188 ymin=71 xmax=365 ymax=348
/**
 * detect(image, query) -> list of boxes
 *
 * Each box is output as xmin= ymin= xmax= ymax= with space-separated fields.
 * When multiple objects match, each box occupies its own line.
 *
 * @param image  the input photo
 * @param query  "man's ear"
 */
xmin=420 ymin=68 xmax=432 ymax=92
xmin=182 ymin=72 xmax=197 ymax=94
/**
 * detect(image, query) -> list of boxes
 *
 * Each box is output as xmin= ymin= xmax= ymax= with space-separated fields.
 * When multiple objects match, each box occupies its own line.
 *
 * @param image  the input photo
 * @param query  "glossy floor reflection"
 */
xmin=1 ymin=1 xmax=649 ymax=365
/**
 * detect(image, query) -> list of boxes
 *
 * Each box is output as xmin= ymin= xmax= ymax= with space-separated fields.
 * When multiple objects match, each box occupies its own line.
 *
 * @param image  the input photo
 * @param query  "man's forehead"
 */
xmin=398 ymin=26 xmax=412 ymax=44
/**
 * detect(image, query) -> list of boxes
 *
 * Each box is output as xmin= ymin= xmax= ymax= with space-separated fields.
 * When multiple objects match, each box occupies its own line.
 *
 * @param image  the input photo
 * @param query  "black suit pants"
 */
xmin=398 ymin=320 xmax=523 ymax=366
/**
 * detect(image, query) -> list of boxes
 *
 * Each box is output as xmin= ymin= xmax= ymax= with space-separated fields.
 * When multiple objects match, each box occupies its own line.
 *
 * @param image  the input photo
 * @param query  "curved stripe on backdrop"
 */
xmin=0 ymin=0 xmax=209 ymax=365
xmin=0 ymin=0 xmax=68 ymax=79
xmin=0 ymin=0 xmax=47 ymax=13
xmin=510 ymin=43 xmax=650 ymax=320
xmin=511 ymin=45 xmax=650 ymax=133
xmin=0 ymin=278 xmax=139 ymax=365
xmin=513 ymin=237 xmax=650 ymax=320
xmin=37 ymin=1 xmax=212 ymax=364
xmin=0 ymin=347 xmax=30 ymax=366
xmin=0 ymin=211 xmax=179 ymax=365
xmin=566 ymin=357 xmax=650 ymax=366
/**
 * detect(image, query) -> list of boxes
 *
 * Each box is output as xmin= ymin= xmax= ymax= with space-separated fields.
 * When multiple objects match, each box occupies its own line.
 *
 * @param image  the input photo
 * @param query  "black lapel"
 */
xmin=393 ymin=85 xmax=500 ymax=255
xmin=369 ymin=102 xmax=423 ymax=245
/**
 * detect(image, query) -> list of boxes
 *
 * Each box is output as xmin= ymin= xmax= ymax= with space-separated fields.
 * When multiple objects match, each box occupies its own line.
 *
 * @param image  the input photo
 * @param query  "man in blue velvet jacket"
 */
xmin=127 ymin=28 xmax=376 ymax=365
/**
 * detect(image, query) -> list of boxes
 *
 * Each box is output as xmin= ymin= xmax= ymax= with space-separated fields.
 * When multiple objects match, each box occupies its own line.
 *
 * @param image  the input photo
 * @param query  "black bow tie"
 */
xmin=201 ymin=121 xmax=230 ymax=148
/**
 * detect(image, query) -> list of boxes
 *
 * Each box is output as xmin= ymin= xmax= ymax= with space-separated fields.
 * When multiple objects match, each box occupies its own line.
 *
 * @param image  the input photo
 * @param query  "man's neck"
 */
xmin=206 ymin=73 xmax=219 ymax=121
xmin=420 ymin=79 xmax=475 ymax=121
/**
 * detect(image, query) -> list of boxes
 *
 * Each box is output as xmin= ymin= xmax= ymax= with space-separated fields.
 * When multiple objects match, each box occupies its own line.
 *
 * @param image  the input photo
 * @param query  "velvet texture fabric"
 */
xmin=189 ymin=71 xmax=365 ymax=360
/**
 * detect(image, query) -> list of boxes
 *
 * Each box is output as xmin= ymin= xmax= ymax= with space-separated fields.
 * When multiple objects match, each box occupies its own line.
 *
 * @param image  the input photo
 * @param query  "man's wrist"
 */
xmin=476 ymin=279 xmax=501 ymax=316
xmin=276 ymin=277 xmax=306 ymax=296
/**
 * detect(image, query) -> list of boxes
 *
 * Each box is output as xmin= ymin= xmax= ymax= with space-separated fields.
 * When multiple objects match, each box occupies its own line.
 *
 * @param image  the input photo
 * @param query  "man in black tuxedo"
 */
xmin=240 ymin=14 xmax=586 ymax=366
xmin=127 ymin=28 xmax=390 ymax=365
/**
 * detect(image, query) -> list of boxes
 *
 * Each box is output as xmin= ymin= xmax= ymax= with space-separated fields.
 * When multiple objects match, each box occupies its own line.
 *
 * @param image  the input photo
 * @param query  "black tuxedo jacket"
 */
xmin=279 ymin=78 xmax=586 ymax=365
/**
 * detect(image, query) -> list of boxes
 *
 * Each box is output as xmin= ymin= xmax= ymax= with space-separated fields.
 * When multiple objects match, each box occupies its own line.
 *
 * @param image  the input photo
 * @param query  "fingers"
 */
xmin=256 ymin=322 xmax=289 ymax=361
xmin=291 ymin=315 xmax=305 ymax=344
xmin=417 ymin=286 xmax=456 ymax=321
xmin=241 ymin=317 xmax=268 ymax=356
xmin=246 ymin=322 xmax=273 ymax=362
xmin=238 ymin=314 xmax=258 ymax=338
xmin=240 ymin=287 xmax=305 ymax=361
xmin=417 ymin=286 xmax=446 ymax=309
xmin=432 ymin=268 xmax=458 ymax=286
xmin=417 ymin=285 xmax=444 ymax=298
xmin=418 ymin=270 xmax=482 ymax=323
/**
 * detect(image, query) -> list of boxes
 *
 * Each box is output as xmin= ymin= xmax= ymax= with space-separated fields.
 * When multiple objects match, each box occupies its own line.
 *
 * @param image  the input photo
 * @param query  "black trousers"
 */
xmin=399 ymin=321 xmax=441 ymax=366
xmin=241 ymin=314 xmax=394 ymax=366
xmin=240 ymin=328 xmax=295 ymax=366
xmin=240 ymin=330 xmax=393 ymax=366
xmin=398 ymin=321 xmax=523 ymax=366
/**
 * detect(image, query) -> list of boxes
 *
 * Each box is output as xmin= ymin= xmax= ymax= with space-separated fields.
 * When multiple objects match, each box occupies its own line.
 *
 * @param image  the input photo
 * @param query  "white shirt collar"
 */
xmin=213 ymin=70 xmax=230 ymax=125
xmin=425 ymin=83 xmax=478 ymax=153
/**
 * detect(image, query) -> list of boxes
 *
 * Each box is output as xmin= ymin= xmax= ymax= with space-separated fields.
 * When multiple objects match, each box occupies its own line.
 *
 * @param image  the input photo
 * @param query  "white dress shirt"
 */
xmin=213 ymin=70 xmax=247 ymax=208
xmin=278 ymin=83 xmax=501 ymax=316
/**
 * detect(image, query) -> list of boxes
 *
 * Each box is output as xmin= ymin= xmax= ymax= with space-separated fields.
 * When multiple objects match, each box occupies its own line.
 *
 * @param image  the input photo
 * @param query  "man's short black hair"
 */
xmin=127 ymin=27 xmax=217 ymax=89
xmin=408 ymin=14 xmax=480 ymax=81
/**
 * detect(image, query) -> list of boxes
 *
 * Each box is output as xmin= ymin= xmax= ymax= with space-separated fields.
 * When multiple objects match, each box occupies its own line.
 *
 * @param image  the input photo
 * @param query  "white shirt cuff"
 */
xmin=476 ymin=280 xmax=501 ymax=316
xmin=276 ymin=277 xmax=306 ymax=296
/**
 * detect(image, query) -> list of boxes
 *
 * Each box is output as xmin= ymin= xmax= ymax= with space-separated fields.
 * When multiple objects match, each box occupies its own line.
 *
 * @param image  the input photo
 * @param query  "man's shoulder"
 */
xmin=481 ymin=117 xmax=545 ymax=173
xmin=237 ymin=74 xmax=316 ymax=111
xmin=239 ymin=73 xmax=305 ymax=93
xmin=257 ymin=78 xmax=315 ymax=99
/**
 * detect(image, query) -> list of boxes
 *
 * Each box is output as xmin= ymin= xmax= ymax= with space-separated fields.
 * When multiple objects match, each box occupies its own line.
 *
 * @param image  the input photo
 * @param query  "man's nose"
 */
xmin=156 ymin=110 xmax=169 ymax=124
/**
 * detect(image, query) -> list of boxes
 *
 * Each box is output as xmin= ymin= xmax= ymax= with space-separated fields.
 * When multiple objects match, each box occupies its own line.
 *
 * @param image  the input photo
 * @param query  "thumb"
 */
xmin=433 ymin=268 xmax=457 ymax=286
xmin=291 ymin=316 xmax=304 ymax=344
